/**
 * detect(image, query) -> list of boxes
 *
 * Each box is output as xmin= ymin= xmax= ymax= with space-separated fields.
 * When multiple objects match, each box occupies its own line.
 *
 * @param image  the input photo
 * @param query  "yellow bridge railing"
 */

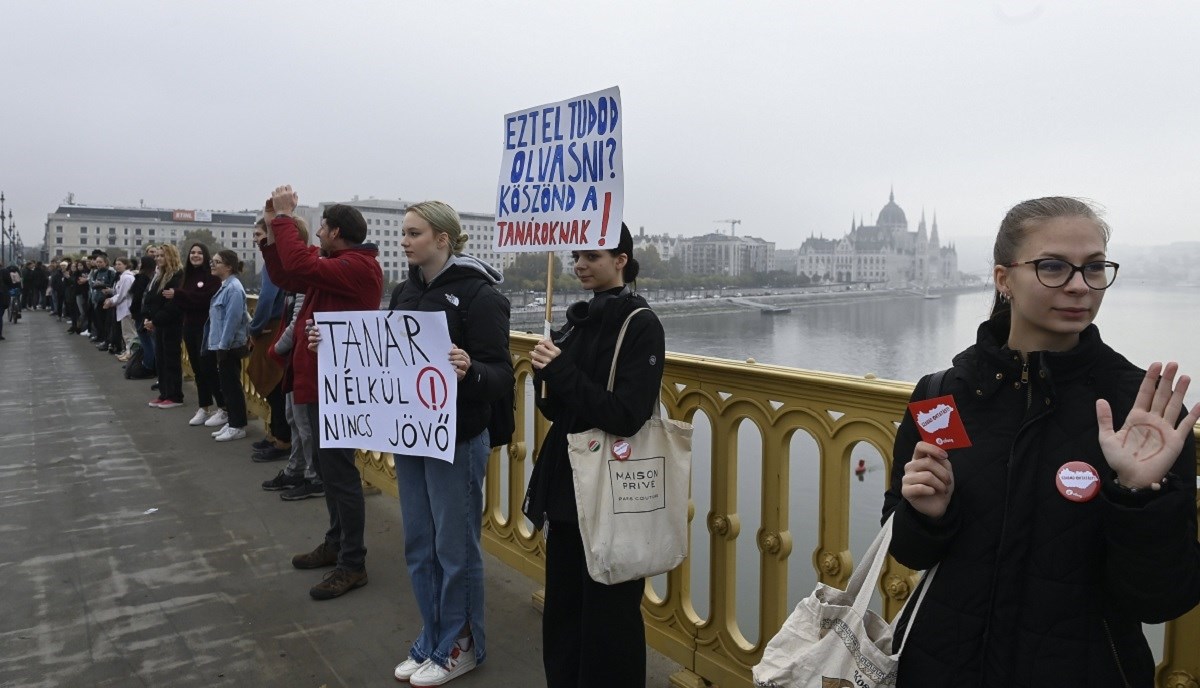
xmin=225 ymin=304 xmax=1199 ymax=687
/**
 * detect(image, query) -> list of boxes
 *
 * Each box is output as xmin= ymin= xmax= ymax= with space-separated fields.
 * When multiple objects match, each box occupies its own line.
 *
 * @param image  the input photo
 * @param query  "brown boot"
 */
xmin=291 ymin=540 xmax=339 ymax=570
xmin=309 ymin=568 xmax=368 ymax=600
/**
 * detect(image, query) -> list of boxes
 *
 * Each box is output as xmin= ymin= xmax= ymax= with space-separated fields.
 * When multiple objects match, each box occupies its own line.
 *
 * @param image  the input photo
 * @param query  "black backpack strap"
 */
xmin=926 ymin=367 xmax=950 ymax=398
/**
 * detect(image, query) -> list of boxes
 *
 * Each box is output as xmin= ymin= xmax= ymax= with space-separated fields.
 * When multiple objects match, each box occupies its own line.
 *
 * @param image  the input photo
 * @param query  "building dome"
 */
xmin=876 ymin=188 xmax=907 ymax=230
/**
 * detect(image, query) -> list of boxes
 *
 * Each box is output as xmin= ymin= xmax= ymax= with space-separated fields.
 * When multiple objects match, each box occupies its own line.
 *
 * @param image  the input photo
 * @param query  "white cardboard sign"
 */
xmin=315 ymin=310 xmax=457 ymax=462
xmin=494 ymin=85 xmax=624 ymax=253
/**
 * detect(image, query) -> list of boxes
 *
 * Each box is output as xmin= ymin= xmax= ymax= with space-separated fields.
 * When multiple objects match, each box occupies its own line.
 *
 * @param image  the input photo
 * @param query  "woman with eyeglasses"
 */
xmin=204 ymin=250 xmax=250 ymax=442
xmin=883 ymin=197 xmax=1200 ymax=687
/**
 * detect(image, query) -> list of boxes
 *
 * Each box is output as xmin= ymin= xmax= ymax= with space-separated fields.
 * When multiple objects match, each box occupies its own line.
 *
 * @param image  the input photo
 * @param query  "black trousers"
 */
xmin=306 ymin=404 xmax=367 ymax=572
xmin=182 ymin=321 xmax=224 ymax=408
xmin=543 ymin=519 xmax=646 ymax=688
xmin=266 ymin=382 xmax=290 ymax=443
xmin=154 ymin=323 xmax=184 ymax=403
xmin=215 ymin=349 xmax=248 ymax=428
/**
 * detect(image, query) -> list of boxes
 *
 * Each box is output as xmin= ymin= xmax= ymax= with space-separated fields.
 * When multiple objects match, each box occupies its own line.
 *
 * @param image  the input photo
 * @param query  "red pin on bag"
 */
xmin=907 ymin=395 xmax=973 ymax=449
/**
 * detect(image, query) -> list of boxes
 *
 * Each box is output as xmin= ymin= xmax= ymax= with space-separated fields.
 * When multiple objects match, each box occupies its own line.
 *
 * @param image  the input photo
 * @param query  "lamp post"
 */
xmin=0 ymin=192 xmax=6 ymax=265
xmin=12 ymin=222 xmax=19 ymax=263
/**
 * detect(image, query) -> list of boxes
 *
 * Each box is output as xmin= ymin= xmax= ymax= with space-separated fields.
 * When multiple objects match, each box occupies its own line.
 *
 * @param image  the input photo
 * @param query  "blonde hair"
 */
xmin=406 ymin=201 xmax=468 ymax=254
xmin=293 ymin=216 xmax=310 ymax=245
xmin=156 ymin=244 xmax=184 ymax=292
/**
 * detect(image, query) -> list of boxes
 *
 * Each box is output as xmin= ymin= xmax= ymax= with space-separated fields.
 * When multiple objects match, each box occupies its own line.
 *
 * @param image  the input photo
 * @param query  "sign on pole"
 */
xmin=494 ymin=86 xmax=624 ymax=253
xmin=314 ymin=310 xmax=458 ymax=462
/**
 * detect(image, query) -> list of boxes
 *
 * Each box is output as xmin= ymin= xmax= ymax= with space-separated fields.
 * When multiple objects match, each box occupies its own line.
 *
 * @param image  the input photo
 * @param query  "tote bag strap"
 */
xmin=893 ymin=563 xmax=938 ymax=655
xmin=847 ymin=515 xmax=896 ymax=618
xmin=605 ymin=307 xmax=651 ymax=391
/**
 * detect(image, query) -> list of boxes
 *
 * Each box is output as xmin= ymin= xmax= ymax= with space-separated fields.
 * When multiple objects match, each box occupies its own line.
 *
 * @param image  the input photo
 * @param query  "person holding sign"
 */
xmin=524 ymin=224 xmax=664 ymax=688
xmin=262 ymin=185 xmax=384 ymax=601
xmin=384 ymin=201 xmax=513 ymax=687
xmin=883 ymin=197 xmax=1200 ymax=687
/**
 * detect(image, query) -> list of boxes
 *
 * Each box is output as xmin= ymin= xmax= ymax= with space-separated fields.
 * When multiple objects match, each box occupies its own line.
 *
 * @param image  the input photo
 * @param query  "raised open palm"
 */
xmin=1097 ymin=362 xmax=1200 ymax=489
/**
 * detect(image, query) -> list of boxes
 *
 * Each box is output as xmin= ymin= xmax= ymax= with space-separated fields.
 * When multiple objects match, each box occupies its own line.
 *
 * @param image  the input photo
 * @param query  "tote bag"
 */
xmin=567 ymin=308 xmax=693 ymax=585
xmin=752 ymin=516 xmax=936 ymax=688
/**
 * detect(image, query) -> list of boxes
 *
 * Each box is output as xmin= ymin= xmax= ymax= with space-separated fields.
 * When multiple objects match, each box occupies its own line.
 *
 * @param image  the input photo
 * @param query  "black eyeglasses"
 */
xmin=210 ymin=259 xmax=224 ymax=266
xmin=1005 ymin=258 xmax=1120 ymax=290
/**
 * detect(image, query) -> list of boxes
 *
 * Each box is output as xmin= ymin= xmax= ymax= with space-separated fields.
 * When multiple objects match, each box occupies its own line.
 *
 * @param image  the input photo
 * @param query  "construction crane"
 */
xmin=715 ymin=219 xmax=741 ymax=237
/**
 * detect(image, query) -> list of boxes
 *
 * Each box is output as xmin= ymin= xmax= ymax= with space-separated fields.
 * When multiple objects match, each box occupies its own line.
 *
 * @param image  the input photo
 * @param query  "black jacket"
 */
xmin=142 ymin=271 xmax=185 ymax=329
xmin=128 ymin=272 xmax=150 ymax=323
xmin=884 ymin=314 xmax=1200 ymax=688
xmin=387 ymin=256 xmax=513 ymax=443
xmin=523 ymin=287 xmax=666 ymax=528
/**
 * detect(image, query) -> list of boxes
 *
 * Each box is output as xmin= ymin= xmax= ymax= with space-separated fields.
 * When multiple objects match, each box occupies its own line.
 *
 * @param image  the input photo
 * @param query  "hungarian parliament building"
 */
xmin=797 ymin=189 xmax=959 ymax=287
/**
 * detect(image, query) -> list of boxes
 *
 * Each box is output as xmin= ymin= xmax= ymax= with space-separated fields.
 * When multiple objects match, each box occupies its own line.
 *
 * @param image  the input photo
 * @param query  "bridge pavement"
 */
xmin=0 ymin=311 xmax=680 ymax=687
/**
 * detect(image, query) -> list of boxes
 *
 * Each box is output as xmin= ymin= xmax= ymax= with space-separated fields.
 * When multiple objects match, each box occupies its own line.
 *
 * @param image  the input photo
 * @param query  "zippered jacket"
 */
xmin=884 ymin=313 xmax=1200 ymax=687
xmin=261 ymin=215 xmax=383 ymax=405
xmin=387 ymin=255 xmax=513 ymax=442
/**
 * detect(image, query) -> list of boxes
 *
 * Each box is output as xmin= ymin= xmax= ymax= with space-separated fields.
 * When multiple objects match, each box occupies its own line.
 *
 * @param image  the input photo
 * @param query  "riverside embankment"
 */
xmin=508 ymin=284 xmax=988 ymax=332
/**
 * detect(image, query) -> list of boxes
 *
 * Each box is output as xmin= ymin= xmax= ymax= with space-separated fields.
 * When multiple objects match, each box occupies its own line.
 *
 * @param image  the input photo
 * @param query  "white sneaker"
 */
xmin=409 ymin=644 xmax=476 ymax=687
xmin=210 ymin=423 xmax=230 ymax=437
xmin=79 ymin=330 xmax=90 ymax=337
xmin=215 ymin=426 xmax=247 ymax=442
xmin=394 ymin=657 xmax=429 ymax=681
xmin=188 ymin=408 xmax=209 ymax=426
xmin=204 ymin=409 xmax=229 ymax=427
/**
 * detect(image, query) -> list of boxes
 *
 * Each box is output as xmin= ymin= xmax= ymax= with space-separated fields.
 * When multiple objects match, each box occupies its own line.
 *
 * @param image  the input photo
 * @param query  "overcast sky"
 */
xmin=3 ymin=0 xmax=1197 ymax=271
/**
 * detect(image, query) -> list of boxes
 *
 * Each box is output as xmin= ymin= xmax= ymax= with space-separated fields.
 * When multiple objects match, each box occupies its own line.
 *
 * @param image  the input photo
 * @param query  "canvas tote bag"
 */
xmin=567 ymin=308 xmax=693 ymax=585
xmin=752 ymin=516 xmax=937 ymax=687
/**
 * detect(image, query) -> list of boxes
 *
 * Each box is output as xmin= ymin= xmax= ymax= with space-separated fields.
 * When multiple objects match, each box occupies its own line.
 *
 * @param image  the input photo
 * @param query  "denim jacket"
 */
xmin=203 ymin=275 xmax=249 ymax=352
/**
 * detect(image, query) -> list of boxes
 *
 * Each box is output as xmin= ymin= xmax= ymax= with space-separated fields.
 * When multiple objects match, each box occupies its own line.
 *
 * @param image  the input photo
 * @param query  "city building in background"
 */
xmin=43 ymin=202 xmax=260 ymax=269
xmin=318 ymin=198 xmax=510 ymax=284
xmin=678 ymin=232 xmax=776 ymax=276
xmin=797 ymin=189 xmax=959 ymax=286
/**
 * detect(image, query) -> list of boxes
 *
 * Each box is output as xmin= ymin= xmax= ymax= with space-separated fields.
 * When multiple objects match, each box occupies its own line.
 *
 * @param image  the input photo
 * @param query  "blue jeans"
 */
xmin=395 ymin=430 xmax=489 ymax=669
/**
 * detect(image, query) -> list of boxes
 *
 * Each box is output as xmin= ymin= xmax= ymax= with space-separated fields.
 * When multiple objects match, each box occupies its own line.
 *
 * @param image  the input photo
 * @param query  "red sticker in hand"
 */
xmin=907 ymin=395 xmax=973 ymax=449
xmin=1056 ymin=461 xmax=1100 ymax=503
xmin=611 ymin=439 xmax=632 ymax=461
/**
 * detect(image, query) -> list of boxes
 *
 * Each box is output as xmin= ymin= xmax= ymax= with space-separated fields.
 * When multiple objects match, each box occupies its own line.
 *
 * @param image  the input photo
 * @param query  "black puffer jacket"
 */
xmin=388 ymin=255 xmax=513 ymax=443
xmin=884 ymin=314 xmax=1200 ymax=688
xmin=523 ymin=287 xmax=666 ymax=528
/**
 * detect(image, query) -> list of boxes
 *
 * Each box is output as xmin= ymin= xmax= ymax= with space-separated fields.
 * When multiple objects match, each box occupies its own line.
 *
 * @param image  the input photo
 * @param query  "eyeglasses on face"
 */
xmin=210 ymin=259 xmax=224 ymax=266
xmin=1005 ymin=258 xmax=1120 ymax=290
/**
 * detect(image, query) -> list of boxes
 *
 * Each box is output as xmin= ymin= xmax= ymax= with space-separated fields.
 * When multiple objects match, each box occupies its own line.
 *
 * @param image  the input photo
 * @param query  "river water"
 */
xmin=514 ymin=284 xmax=1198 ymax=654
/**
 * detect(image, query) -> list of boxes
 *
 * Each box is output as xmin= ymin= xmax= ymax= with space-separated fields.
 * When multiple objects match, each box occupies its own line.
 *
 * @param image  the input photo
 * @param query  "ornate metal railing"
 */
xmin=226 ymin=302 xmax=1199 ymax=687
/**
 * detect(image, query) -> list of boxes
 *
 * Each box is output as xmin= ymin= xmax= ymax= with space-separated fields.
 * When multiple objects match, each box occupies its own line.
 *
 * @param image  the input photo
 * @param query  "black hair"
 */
xmin=609 ymin=222 xmax=639 ymax=283
xmin=138 ymin=255 xmax=155 ymax=274
xmin=322 ymin=204 xmax=368 ymax=245
xmin=183 ymin=242 xmax=213 ymax=281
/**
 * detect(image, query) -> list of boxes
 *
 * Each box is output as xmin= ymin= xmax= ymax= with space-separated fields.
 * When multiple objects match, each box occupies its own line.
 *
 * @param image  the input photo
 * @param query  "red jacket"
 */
xmin=261 ymin=215 xmax=383 ymax=404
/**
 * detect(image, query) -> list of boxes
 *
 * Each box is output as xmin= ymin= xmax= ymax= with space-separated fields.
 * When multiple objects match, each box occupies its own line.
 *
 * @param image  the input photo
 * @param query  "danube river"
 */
xmin=512 ymin=284 xmax=1197 ymax=655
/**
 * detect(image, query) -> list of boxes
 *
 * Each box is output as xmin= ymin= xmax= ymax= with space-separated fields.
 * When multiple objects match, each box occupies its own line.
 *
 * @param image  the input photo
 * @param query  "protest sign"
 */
xmin=314 ymin=310 xmax=458 ymax=462
xmin=494 ymin=86 xmax=624 ymax=253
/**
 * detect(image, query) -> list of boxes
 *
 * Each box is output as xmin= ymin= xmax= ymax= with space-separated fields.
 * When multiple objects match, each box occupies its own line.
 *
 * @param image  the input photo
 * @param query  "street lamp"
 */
xmin=0 ymin=192 xmax=6 ymax=265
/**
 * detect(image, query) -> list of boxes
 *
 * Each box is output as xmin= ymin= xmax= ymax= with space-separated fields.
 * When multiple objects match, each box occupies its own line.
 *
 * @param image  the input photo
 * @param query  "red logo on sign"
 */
xmin=907 ymin=394 xmax=973 ymax=449
xmin=416 ymin=366 xmax=449 ymax=411
xmin=611 ymin=439 xmax=632 ymax=461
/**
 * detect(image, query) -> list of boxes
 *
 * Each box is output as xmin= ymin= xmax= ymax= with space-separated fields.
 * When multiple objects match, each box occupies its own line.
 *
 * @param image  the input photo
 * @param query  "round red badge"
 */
xmin=1055 ymin=461 xmax=1100 ymax=503
xmin=611 ymin=439 xmax=632 ymax=461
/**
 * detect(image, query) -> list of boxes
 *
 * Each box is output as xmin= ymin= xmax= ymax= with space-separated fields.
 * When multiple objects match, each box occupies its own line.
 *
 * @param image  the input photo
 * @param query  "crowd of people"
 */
xmin=13 ymin=190 xmax=1200 ymax=687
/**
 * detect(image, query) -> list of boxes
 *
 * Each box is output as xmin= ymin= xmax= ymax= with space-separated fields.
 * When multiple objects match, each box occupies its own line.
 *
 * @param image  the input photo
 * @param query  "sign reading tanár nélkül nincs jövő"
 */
xmin=314 ymin=310 xmax=458 ymax=462
xmin=494 ymin=86 xmax=623 ymax=253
